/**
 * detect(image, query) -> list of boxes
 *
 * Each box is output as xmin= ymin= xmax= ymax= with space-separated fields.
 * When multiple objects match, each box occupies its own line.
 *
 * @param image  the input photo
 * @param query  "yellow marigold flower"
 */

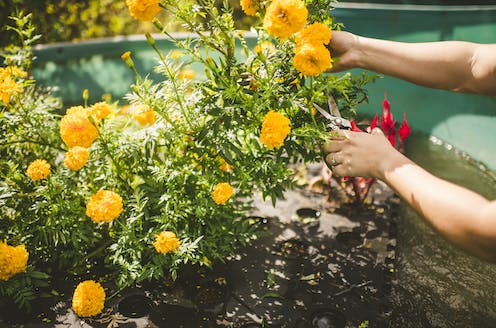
xmin=90 ymin=102 xmax=113 ymax=120
xmin=121 ymin=51 xmax=131 ymax=61
xmin=211 ymin=182 xmax=234 ymax=205
xmin=66 ymin=106 xmax=86 ymax=115
xmin=0 ymin=76 xmax=23 ymax=105
xmin=217 ymin=156 xmax=232 ymax=172
xmin=0 ymin=241 xmax=28 ymax=281
xmin=0 ymin=66 xmax=27 ymax=79
xmin=254 ymin=41 xmax=275 ymax=55
xmin=153 ymin=231 xmax=181 ymax=254
xmin=119 ymin=104 xmax=131 ymax=115
xmin=295 ymin=22 xmax=332 ymax=48
xmin=60 ymin=110 xmax=99 ymax=148
xmin=259 ymin=111 xmax=291 ymax=149
xmin=178 ymin=69 xmax=195 ymax=80
xmin=72 ymin=280 xmax=106 ymax=317
xmin=132 ymin=104 xmax=156 ymax=126
xmin=263 ymin=0 xmax=308 ymax=39
xmin=293 ymin=44 xmax=332 ymax=76
xmin=26 ymin=159 xmax=51 ymax=181
xmin=86 ymin=190 xmax=123 ymax=223
xmin=241 ymin=0 xmax=262 ymax=16
xmin=102 ymin=93 xmax=112 ymax=103
xmin=169 ymin=50 xmax=183 ymax=59
xmin=64 ymin=147 xmax=89 ymax=171
xmin=11 ymin=66 xmax=27 ymax=78
xmin=126 ymin=0 xmax=161 ymax=21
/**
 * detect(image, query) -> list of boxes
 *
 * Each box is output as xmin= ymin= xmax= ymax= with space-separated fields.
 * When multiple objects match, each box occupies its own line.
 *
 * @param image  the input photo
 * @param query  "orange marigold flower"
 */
xmin=263 ymin=0 xmax=308 ymax=39
xmin=259 ymin=111 xmax=291 ymax=149
xmin=153 ymin=231 xmax=181 ymax=254
xmin=60 ymin=110 xmax=99 ymax=148
xmin=241 ymin=0 xmax=262 ymax=16
xmin=211 ymin=182 xmax=234 ymax=205
xmin=90 ymin=102 xmax=113 ymax=120
xmin=132 ymin=104 xmax=156 ymax=126
xmin=72 ymin=280 xmax=106 ymax=317
xmin=293 ymin=43 xmax=332 ymax=76
xmin=64 ymin=147 xmax=89 ymax=171
xmin=0 ymin=241 xmax=28 ymax=281
xmin=26 ymin=159 xmax=51 ymax=181
xmin=295 ymin=22 xmax=332 ymax=48
xmin=86 ymin=190 xmax=123 ymax=223
xmin=126 ymin=0 xmax=161 ymax=21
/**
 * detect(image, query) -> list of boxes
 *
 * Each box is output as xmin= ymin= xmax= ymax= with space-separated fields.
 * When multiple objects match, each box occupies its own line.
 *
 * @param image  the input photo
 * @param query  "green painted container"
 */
xmin=32 ymin=4 xmax=496 ymax=170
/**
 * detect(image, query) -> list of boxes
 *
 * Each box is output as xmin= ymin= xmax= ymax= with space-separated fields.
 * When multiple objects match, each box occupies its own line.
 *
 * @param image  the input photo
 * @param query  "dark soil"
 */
xmin=0 ymin=176 xmax=399 ymax=328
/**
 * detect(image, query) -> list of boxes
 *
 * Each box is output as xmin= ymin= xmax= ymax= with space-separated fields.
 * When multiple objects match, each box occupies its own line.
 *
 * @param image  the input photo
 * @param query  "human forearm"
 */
xmin=381 ymin=154 xmax=496 ymax=261
xmin=335 ymin=32 xmax=496 ymax=96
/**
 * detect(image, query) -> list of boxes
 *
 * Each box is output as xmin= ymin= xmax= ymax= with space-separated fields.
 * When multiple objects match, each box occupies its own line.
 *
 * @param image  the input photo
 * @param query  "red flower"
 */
xmin=381 ymin=106 xmax=395 ymax=135
xmin=387 ymin=128 xmax=396 ymax=147
xmin=350 ymin=120 xmax=363 ymax=132
xmin=399 ymin=112 xmax=411 ymax=143
xmin=382 ymin=97 xmax=391 ymax=111
xmin=366 ymin=114 xmax=379 ymax=132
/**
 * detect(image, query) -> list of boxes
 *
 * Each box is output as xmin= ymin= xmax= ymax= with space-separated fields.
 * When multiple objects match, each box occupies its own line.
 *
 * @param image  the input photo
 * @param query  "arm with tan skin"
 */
xmin=329 ymin=31 xmax=496 ymax=96
xmin=324 ymin=130 xmax=496 ymax=262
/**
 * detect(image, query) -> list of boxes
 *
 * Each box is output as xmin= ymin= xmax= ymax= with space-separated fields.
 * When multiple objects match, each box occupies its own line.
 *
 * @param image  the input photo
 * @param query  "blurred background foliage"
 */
xmin=1 ymin=0 xmax=493 ymax=47
xmin=0 ymin=0 xmax=255 ymax=47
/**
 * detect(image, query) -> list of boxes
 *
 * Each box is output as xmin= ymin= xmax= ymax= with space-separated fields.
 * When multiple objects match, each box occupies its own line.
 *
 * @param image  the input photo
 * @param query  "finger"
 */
xmin=331 ymin=164 xmax=347 ymax=177
xmin=371 ymin=127 xmax=384 ymax=136
xmin=323 ymin=139 xmax=343 ymax=153
xmin=329 ymin=129 xmax=350 ymax=140
xmin=325 ymin=151 xmax=342 ymax=167
xmin=323 ymin=130 xmax=349 ymax=153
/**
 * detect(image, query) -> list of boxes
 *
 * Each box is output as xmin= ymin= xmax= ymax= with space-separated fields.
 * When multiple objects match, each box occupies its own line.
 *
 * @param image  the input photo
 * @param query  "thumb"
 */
xmin=371 ymin=127 xmax=384 ymax=136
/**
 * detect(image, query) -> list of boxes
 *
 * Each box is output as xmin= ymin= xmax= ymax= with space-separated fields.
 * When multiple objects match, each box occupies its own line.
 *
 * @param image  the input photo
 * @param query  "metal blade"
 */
xmin=328 ymin=94 xmax=341 ymax=118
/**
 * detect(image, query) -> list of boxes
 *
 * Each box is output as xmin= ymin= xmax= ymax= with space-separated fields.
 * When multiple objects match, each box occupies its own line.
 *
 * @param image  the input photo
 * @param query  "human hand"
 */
xmin=328 ymin=31 xmax=360 ymax=72
xmin=323 ymin=128 xmax=402 ymax=179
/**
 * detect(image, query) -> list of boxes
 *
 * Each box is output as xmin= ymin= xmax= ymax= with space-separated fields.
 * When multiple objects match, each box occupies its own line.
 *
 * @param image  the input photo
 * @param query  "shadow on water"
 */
xmin=390 ymin=133 xmax=496 ymax=328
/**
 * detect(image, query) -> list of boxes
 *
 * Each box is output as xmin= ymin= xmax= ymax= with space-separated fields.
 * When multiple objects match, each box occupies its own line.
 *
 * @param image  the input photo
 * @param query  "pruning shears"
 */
xmin=313 ymin=95 xmax=351 ymax=131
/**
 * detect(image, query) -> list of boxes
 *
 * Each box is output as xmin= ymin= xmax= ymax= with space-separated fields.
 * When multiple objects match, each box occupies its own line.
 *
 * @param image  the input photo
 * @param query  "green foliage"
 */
xmin=0 ymin=1 xmax=375 ymax=313
xmin=0 ymin=0 xmax=173 ymax=47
